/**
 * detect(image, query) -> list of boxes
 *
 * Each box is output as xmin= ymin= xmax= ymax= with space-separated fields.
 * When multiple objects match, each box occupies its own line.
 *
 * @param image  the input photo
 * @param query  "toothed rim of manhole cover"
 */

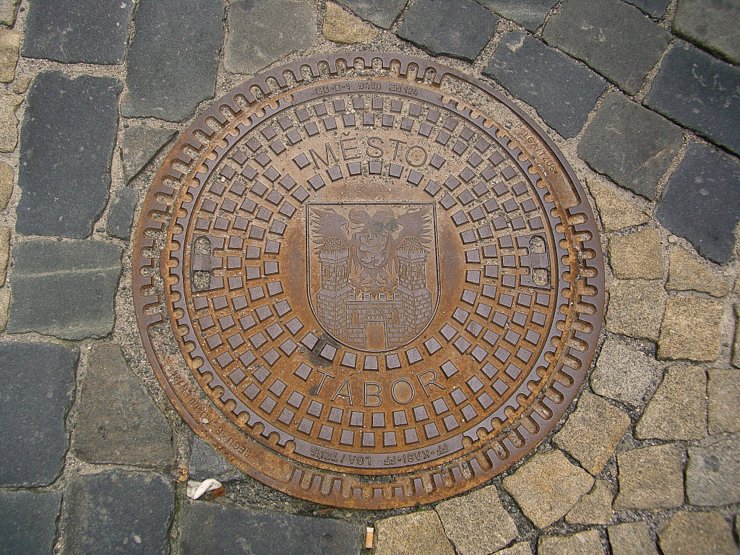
xmin=132 ymin=52 xmax=605 ymax=509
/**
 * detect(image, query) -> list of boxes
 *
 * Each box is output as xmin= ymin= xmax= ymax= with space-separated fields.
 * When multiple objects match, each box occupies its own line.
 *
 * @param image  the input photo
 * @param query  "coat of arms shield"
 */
xmin=306 ymin=202 xmax=439 ymax=351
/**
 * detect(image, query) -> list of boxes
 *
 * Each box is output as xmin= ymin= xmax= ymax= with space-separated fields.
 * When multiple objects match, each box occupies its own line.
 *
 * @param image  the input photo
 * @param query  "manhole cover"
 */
xmin=133 ymin=52 xmax=604 ymax=509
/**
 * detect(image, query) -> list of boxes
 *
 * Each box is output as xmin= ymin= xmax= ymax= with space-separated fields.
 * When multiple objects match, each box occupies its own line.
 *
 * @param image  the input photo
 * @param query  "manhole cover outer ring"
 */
xmin=132 ymin=52 xmax=605 ymax=509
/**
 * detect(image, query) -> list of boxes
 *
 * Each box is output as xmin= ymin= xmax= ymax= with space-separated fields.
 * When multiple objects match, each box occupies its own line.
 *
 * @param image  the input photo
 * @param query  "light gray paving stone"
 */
xmin=686 ymin=433 xmax=740 ymax=506
xmin=336 ymin=0 xmax=406 ymax=29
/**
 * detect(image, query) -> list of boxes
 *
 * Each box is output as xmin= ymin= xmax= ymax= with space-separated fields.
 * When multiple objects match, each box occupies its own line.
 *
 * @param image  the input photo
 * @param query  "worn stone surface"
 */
xmin=658 ymin=511 xmax=737 ymax=555
xmin=686 ymin=434 xmax=740 ymax=506
xmin=189 ymin=437 xmax=243 ymax=482
xmin=120 ymin=124 xmax=175 ymax=183
xmin=646 ymin=43 xmax=740 ymax=155
xmin=436 ymin=485 xmax=518 ymax=555
xmin=0 ymin=93 xmax=20 ymax=152
xmin=608 ymin=522 xmax=657 ymax=555
xmin=180 ymin=501 xmax=362 ymax=555
xmin=17 ymin=72 xmax=121 ymax=237
xmin=225 ymin=0 xmax=316 ymax=75
xmin=0 ymin=288 xmax=8 ymax=332
xmin=74 ymin=344 xmax=173 ymax=468
xmin=64 ymin=470 xmax=174 ymax=554
xmin=538 ymin=530 xmax=604 ymax=555
xmin=0 ymin=30 xmax=19 ymax=82
xmin=656 ymin=143 xmax=740 ymax=264
xmin=485 ymin=32 xmax=606 ymax=138
xmin=555 ymin=392 xmax=631 ymax=474
xmin=586 ymin=178 xmax=650 ymax=232
xmin=0 ymin=342 xmax=77 ymax=486
xmin=23 ymin=0 xmax=134 ymax=64
xmin=615 ymin=444 xmax=684 ymax=509
xmin=0 ymin=226 xmax=8 ymax=284
xmin=503 ymin=450 xmax=594 ymax=528
xmin=123 ymin=0 xmax=223 ymax=122
xmin=324 ymin=2 xmax=377 ymax=43
xmin=566 ymin=480 xmax=613 ymax=525
xmin=658 ymin=296 xmax=724 ymax=361
xmin=636 ymin=366 xmax=707 ymax=439
xmin=398 ymin=0 xmax=498 ymax=62
xmin=0 ymin=160 xmax=12 ymax=210
xmin=578 ymin=93 xmax=682 ymax=200
xmin=107 ymin=187 xmax=139 ymax=240
xmin=606 ymin=280 xmax=666 ymax=341
xmin=667 ymin=246 xmax=732 ymax=297
xmin=708 ymin=369 xmax=740 ymax=433
xmin=622 ymin=0 xmax=669 ymax=18
xmin=0 ymin=491 xmax=61 ymax=555
xmin=0 ymin=0 xmax=19 ymax=25
xmin=376 ymin=510 xmax=455 ymax=555
xmin=609 ymin=227 xmax=665 ymax=279
xmin=7 ymin=240 xmax=122 ymax=340
xmin=494 ymin=543 xmax=533 ymax=555
xmin=543 ymin=0 xmax=669 ymax=94
xmin=474 ymin=0 xmax=557 ymax=32
xmin=336 ymin=0 xmax=406 ymax=29
xmin=673 ymin=0 xmax=740 ymax=64
xmin=735 ymin=305 xmax=740 ymax=368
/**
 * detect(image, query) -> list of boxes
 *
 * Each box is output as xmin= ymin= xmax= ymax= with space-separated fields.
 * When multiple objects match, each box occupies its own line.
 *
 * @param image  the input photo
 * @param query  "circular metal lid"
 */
xmin=132 ymin=52 xmax=605 ymax=509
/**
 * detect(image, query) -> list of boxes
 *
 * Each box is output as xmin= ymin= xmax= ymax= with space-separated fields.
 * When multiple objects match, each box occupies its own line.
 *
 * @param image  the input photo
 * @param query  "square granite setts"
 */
xmin=16 ymin=72 xmax=121 ymax=238
xmin=578 ymin=92 xmax=683 ymax=200
xmin=473 ymin=0 xmax=558 ymax=32
xmin=7 ymin=240 xmax=122 ymax=340
xmin=63 ymin=470 xmax=174 ymax=555
xmin=22 ymin=0 xmax=135 ymax=64
xmin=0 ymin=490 xmax=62 ymax=554
xmin=485 ymin=32 xmax=606 ymax=138
xmin=336 ymin=0 xmax=407 ymax=29
xmin=0 ymin=342 xmax=77 ymax=486
xmin=656 ymin=143 xmax=740 ymax=264
xmin=543 ymin=0 xmax=669 ymax=94
xmin=398 ymin=0 xmax=499 ymax=61
xmin=122 ymin=0 xmax=223 ymax=122
xmin=179 ymin=501 xmax=363 ymax=555
xmin=646 ymin=41 xmax=740 ymax=156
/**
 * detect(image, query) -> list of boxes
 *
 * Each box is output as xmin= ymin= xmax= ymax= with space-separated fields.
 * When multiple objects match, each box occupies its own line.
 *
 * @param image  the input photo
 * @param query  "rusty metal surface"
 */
xmin=132 ymin=52 xmax=605 ymax=509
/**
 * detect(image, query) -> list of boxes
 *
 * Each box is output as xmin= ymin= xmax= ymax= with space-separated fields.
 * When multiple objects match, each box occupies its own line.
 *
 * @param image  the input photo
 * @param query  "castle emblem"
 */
xmin=307 ymin=203 xmax=438 ymax=351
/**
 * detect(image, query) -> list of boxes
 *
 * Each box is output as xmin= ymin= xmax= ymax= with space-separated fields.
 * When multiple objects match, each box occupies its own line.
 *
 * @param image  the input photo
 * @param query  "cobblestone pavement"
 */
xmin=0 ymin=0 xmax=738 ymax=553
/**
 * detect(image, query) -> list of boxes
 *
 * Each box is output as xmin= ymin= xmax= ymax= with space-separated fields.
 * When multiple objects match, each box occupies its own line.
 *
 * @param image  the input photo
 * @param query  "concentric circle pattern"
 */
xmin=133 ymin=52 xmax=605 ymax=509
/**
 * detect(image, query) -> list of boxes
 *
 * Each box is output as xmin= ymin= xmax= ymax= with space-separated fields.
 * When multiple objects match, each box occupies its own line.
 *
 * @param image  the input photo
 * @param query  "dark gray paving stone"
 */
xmin=0 ymin=342 xmax=77 ymax=486
xmin=674 ymin=0 xmax=740 ymax=64
xmin=622 ymin=0 xmax=670 ymax=18
xmin=474 ymin=0 xmax=557 ymax=32
xmin=656 ymin=143 xmax=740 ymax=264
xmin=120 ymin=124 xmax=175 ymax=182
xmin=74 ymin=344 xmax=173 ymax=468
xmin=225 ymin=0 xmax=317 ymax=75
xmin=543 ymin=0 xmax=669 ymax=94
xmin=336 ymin=0 xmax=406 ymax=29
xmin=16 ymin=72 xmax=121 ymax=238
xmin=189 ymin=437 xmax=243 ymax=482
xmin=485 ymin=32 xmax=606 ymax=138
xmin=397 ymin=0 xmax=498 ymax=62
xmin=645 ymin=42 xmax=740 ymax=155
xmin=106 ymin=187 xmax=139 ymax=240
xmin=122 ymin=0 xmax=223 ymax=122
xmin=0 ymin=490 xmax=61 ymax=555
xmin=64 ymin=470 xmax=174 ymax=555
xmin=7 ymin=240 xmax=122 ymax=340
xmin=179 ymin=501 xmax=362 ymax=555
xmin=22 ymin=0 xmax=134 ymax=64
xmin=578 ymin=92 xmax=683 ymax=200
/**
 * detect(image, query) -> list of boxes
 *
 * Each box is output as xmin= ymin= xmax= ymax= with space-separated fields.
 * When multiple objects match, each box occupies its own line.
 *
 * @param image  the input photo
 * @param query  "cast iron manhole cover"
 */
xmin=133 ymin=52 xmax=604 ymax=509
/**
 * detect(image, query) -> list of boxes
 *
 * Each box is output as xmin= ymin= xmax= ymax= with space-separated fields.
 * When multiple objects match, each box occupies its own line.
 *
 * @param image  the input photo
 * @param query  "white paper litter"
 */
xmin=186 ymin=479 xmax=223 ymax=500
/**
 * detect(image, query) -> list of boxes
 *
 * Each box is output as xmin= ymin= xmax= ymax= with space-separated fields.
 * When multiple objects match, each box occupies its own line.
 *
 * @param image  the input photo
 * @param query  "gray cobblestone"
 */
xmin=336 ymin=0 xmax=406 ymax=29
xmin=485 ymin=32 xmax=606 ymax=138
xmin=474 ymin=0 xmax=557 ymax=32
xmin=646 ymin=42 xmax=740 ymax=155
xmin=0 ymin=490 xmax=61 ymax=555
